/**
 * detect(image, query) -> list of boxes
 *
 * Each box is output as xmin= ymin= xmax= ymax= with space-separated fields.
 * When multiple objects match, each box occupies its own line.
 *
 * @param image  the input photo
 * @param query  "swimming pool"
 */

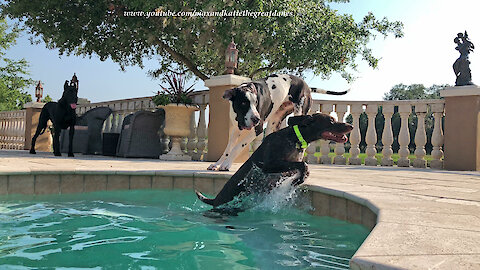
xmin=0 ymin=189 xmax=369 ymax=269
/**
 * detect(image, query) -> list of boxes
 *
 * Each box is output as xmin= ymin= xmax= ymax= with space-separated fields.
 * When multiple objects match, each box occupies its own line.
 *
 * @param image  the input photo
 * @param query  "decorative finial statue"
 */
xmin=453 ymin=31 xmax=475 ymax=86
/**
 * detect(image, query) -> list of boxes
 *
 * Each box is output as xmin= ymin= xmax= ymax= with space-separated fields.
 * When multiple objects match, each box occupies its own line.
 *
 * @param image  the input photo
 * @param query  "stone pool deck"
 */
xmin=0 ymin=150 xmax=479 ymax=270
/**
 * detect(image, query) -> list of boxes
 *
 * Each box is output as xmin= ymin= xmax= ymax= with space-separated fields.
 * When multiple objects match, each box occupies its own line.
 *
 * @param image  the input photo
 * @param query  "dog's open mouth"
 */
xmin=321 ymin=131 xmax=348 ymax=143
xmin=70 ymin=104 xmax=77 ymax=110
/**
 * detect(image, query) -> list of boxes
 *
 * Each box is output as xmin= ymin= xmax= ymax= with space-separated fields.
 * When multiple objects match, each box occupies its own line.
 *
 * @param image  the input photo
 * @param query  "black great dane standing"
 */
xmin=30 ymin=74 xmax=79 ymax=157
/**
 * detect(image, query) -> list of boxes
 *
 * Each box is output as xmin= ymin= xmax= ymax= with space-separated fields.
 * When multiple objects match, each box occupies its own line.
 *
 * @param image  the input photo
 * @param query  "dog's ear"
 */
xmin=288 ymin=115 xmax=314 ymax=126
xmin=64 ymin=80 xmax=69 ymax=90
xmin=223 ymin=88 xmax=235 ymax=100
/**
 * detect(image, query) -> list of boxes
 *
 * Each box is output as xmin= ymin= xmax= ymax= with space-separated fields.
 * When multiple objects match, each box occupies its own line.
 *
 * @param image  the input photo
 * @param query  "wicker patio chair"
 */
xmin=116 ymin=109 xmax=165 ymax=158
xmin=60 ymin=107 xmax=112 ymax=154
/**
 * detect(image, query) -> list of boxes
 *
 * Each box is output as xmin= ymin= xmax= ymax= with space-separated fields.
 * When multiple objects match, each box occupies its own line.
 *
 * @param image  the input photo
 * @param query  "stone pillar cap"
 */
xmin=23 ymin=102 xmax=46 ymax=109
xmin=440 ymin=85 xmax=480 ymax=97
xmin=204 ymin=74 xmax=250 ymax=87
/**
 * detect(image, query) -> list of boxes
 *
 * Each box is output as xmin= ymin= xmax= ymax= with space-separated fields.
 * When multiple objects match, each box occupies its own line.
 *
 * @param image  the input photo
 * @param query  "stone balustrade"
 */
xmin=0 ymin=92 xmax=447 ymax=170
xmin=0 ymin=110 xmax=26 ymax=150
xmin=309 ymin=99 xmax=445 ymax=169
xmin=75 ymin=91 xmax=210 ymax=160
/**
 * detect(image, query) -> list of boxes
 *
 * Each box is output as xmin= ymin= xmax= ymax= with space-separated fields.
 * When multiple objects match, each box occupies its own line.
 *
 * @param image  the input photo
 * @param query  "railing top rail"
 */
xmin=77 ymin=90 xmax=210 ymax=108
xmin=312 ymin=99 xmax=445 ymax=105
xmin=0 ymin=109 xmax=26 ymax=116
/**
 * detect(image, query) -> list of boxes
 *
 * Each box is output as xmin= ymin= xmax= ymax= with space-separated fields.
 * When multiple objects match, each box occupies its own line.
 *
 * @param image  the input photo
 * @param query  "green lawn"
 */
xmin=312 ymin=152 xmax=434 ymax=166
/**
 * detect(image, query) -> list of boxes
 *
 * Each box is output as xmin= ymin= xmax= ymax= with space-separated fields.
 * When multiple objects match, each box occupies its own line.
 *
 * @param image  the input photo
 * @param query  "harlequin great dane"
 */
xmin=207 ymin=74 xmax=348 ymax=171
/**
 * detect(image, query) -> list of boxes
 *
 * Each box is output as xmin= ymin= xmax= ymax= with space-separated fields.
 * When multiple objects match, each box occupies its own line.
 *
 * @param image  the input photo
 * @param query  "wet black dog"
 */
xmin=30 ymin=76 xmax=79 ymax=157
xmin=196 ymin=113 xmax=353 ymax=208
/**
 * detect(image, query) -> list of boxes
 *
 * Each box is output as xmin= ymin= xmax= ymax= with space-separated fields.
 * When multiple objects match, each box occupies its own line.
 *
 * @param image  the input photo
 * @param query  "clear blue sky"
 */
xmin=5 ymin=0 xmax=480 ymax=103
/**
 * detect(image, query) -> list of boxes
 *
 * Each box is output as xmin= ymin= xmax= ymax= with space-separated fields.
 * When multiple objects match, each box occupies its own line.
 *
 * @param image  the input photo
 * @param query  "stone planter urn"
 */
xmin=159 ymin=104 xmax=199 ymax=161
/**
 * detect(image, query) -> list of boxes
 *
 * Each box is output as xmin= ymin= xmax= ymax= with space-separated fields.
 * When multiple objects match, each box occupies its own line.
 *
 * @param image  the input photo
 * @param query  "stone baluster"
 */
xmin=111 ymin=113 xmax=119 ymax=133
xmin=381 ymin=105 xmax=395 ymax=166
xmin=5 ymin=118 xmax=11 ymax=149
xmin=160 ymin=133 xmax=170 ymax=154
xmin=334 ymin=104 xmax=348 ymax=165
xmin=251 ymin=134 xmax=263 ymax=155
xmin=430 ymin=103 xmax=444 ymax=169
xmin=103 ymin=115 xmax=112 ymax=133
xmin=180 ymin=137 xmax=187 ymax=153
xmin=193 ymin=104 xmax=208 ymax=161
xmin=20 ymin=113 xmax=26 ymax=149
xmin=365 ymin=104 xmax=378 ymax=166
xmin=116 ymin=113 xmax=124 ymax=133
xmin=187 ymin=111 xmax=197 ymax=156
xmin=348 ymin=104 xmax=363 ymax=165
xmin=306 ymin=103 xmax=321 ymax=164
xmin=10 ymin=116 xmax=15 ymax=149
xmin=14 ymin=115 xmax=20 ymax=149
xmin=320 ymin=104 xmax=333 ymax=164
xmin=397 ymin=104 xmax=412 ymax=167
xmin=413 ymin=104 xmax=428 ymax=168
xmin=1 ymin=118 xmax=4 ymax=149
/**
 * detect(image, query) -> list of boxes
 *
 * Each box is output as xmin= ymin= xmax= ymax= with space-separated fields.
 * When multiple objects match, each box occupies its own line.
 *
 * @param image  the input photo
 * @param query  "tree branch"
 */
xmin=155 ymin=39 xmax=209 ymax=81
xmin=249 ymin=63 xmax=276 ymax=79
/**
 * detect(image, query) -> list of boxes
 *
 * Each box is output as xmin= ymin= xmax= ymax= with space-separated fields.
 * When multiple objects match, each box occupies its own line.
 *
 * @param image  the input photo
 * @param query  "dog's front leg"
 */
xmin=218 ymin=130 xmax=256 ymax=171
xmin=263 ymin=161 xmax=309 ymax=186
xmin=208 ymin=128 xmax=244 ymax=170
xmin=53 ymin=127 xmax=62 ymax=156
xmin=68 ymin=126 xmax=75 ymax=157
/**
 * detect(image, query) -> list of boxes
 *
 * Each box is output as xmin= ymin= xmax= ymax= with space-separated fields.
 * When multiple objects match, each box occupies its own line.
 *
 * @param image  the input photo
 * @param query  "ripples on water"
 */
xmin=0 ymin=187 xmax=369 ymax=269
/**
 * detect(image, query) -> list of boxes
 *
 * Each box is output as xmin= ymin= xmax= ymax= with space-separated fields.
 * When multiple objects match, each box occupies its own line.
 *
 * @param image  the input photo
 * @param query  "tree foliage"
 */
xmin=1 ymin=0 xmax=403 ymax=81
xmin=0 ymin=18 xmax=32 ymax=111
xmin=383 ymin=84 xmax=446 ymax=101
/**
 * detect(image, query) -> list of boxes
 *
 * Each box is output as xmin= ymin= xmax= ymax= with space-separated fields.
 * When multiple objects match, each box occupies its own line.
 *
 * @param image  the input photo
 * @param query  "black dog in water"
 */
xmin=30 ymin=75 xmax=79 ymax=157
xmin=196 ymin=113 xmax=353 ymax=208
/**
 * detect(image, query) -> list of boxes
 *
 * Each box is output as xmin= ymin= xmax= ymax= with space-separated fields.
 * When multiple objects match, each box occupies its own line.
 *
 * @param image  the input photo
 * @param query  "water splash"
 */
xmin=219 ymin=169 xmax=311 ymax=213
xmin=252 ymin=173 xmax=311 ymax=213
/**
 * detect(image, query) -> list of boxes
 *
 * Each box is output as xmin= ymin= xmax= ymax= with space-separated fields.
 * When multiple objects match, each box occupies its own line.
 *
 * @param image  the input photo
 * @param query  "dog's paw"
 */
xmin=29 ymin=149 xmax=36 ymax=154
xmin=218 ymin=164 xmax=231 ymax=171
xmin=68 ymin=153 xmax=74 ymax=157
xmin=54 ymin=152 xmax=62 ymax=157
xmin=207 ymin=164 xmax=218 ymax=171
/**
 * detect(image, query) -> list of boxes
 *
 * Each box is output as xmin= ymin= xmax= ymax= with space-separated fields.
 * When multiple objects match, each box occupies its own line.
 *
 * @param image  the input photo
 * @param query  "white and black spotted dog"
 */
xmin=207 ymin=74 xmax=349 ymax=171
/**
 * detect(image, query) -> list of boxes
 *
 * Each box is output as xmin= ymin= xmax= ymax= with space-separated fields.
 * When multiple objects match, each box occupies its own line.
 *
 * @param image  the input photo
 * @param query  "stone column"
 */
xmin=23 ymin=102 xmax=52 ymax=151
xmin=397 ymin=104 xmax=411 ymax=167
xmin=364 ymin=104 xmax=378 ymax=166
xmin=413 ymin=104 xmax=427 ymax=168
xmin=348 ymin=104 xmax=363 ymax=165
xmin=204 ymin=75 xmax=250 ymax=162
xmin=381 ymin=105 xmax=394 ymax=166
xmin=333 ymin=104 xmax=348 ymax=165
xmin=319 ymin=104 xmax=333 ymax=164
xmin=441 ymin=86 xmax=480 ymax=171
xmin=430 ymin=103 xmax=444 ymax=169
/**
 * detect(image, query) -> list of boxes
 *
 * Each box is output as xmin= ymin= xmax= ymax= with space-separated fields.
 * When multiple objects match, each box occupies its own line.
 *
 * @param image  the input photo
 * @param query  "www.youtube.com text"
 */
xmin=123 ymin=10 xmax=293 ymax=18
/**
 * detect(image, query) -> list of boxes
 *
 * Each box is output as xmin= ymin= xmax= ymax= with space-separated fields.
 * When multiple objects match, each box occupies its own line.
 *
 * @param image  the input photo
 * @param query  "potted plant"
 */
xmin=152 ymin=73 xmax=199 ymax=161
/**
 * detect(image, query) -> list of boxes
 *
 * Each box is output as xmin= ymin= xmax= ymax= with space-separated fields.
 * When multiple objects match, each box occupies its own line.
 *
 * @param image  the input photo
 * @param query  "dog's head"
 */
xmin=62 ymin=78 xmax=79 ymax=110
xmin=223 ymin=83 xmax=261 ymax=130
xmin=288 ymin=113 xmax=353 ymax=143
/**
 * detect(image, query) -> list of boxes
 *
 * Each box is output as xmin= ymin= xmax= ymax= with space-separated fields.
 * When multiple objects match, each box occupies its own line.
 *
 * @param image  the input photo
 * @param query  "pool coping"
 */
xmin=0 ymin=153 xmax=479 ymax=270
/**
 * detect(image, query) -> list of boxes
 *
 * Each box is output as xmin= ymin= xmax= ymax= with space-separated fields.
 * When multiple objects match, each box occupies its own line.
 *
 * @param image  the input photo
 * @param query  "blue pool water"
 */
xmin=0 ymin=189 xmax=369 ymax=269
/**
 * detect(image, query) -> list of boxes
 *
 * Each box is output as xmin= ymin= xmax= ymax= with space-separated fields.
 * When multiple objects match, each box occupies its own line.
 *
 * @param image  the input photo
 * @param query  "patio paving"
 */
xmin=0 ymin=150 xmax=479 ymax=270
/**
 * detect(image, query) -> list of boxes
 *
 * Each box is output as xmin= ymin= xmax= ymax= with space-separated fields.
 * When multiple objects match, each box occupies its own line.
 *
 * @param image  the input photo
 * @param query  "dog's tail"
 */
xmin=311 ymin=88 xmax=350 ymax=95
xmin=195 ymin=190 xmax=218 ymax=207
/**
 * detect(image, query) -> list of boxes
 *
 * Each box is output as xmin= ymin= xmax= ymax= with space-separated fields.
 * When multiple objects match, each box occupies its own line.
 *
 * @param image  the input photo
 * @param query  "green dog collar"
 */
xmin=293 ymin=125 xmax=308 ymax=149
